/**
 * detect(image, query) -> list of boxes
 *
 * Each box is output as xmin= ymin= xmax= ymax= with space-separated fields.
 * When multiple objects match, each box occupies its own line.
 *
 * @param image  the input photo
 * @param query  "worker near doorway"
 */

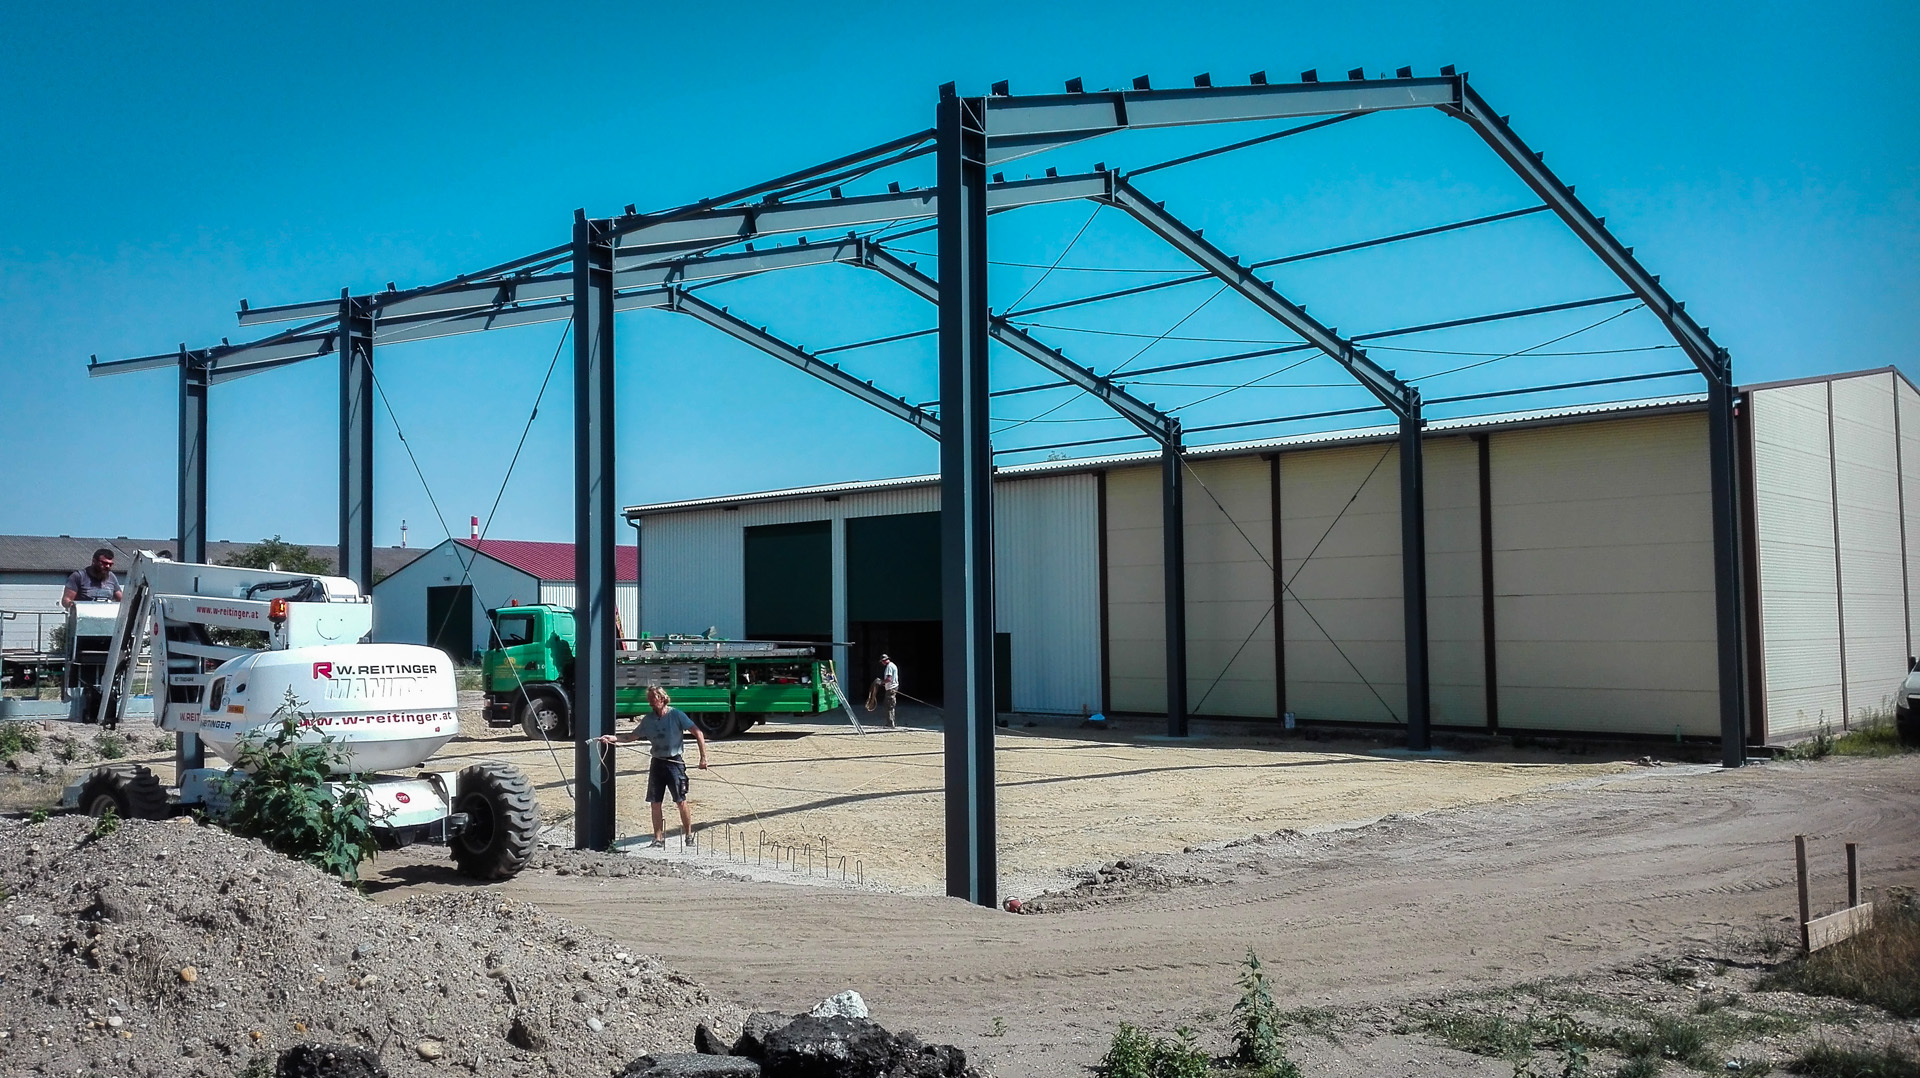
xmin=867 ymin=653 xmax=900 ymax=728
xmin=61 ymin=549 xmax=123 ymax=610
xmin=596 ymin=684 xmax=709 ymax=848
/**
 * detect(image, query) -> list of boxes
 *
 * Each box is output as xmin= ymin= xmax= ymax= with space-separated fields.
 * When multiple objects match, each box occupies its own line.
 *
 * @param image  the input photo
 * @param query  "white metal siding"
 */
xmin=1185 ymin=458 xmax=1276 ymax=718
xmin=1489 ymin=413 xmax=1718 ymax=735
xmin=371 ymin=540 xmax=539 ymax=658
xmin=536 ymin=583 xmax=639 ymax=644
xmin=0 ymin=584 xmax=65 ymax=650
xmin=993 ymin=474 xmax=1102 ymax=713
xmin=1901 ymin=380 xmax=1920 ymax=660
xmin=639 ymin=487 xmax=941 ymax=642
xmin=1830 ymin=373 xmax=1908 ymax=723
xmin=1421 ymin=436 xmax=1487 ymax=727
xmin=1750 ymin=382 xmax=1845 ymax=739
xmin=1103 ymin=465 xmax=1166 ymax=713
xmin=1280 ymin=442 xmax=1407 ymax=725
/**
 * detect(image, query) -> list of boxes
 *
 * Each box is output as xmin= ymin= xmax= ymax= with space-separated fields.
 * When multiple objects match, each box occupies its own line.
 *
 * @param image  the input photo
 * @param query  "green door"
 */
xmin=426 ymin=585 xmax=474 ymax=661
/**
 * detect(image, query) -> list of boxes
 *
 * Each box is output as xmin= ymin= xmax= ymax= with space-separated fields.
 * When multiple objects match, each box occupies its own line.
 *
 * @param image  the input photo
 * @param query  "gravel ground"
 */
xmin=0 ymin=815 xmax=744 ymax=1078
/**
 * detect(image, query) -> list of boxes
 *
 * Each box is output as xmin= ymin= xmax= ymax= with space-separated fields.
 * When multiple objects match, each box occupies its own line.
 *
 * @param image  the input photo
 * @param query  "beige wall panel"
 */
xmin=1750 ymin=382 xmax=1844 ymax=738
xmin=1420 ymin=436 xmax=1486 ymax=727
xmin=1901 ymin=381 xmax=1920 ymax=660
xmin=1184 ymin=458 xmax=1276 ymax=718
xmin=1280 ymin=442 xmax=1407 ymax=724
xmin=1831 ymin=373 xmax=1909 ymax=722
xmin=1104 ymin=464 xmax=1167 ymax=713
xmin=1490 ymin=413 xmax=1718 ymax=735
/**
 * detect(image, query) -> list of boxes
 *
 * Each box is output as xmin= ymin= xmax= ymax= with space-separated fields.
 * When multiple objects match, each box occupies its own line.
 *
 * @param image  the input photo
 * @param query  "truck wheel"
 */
xmin=77 ymin=765 xmax=171 ymax=821
xmin=518 ymin=692 xmax=570 ymax=740
xmin=692 ymin=711 xmax=740 ymax=740
xmin=451 ymin=762 xmax=539 ymax=880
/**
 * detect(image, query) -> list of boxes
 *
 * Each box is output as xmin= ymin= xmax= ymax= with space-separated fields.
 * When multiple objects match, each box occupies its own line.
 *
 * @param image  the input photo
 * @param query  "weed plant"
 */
xmin=90 ymin=805 xmax=120 ymax=838
xmin=1762 ymin=896 xmax=1920 ymax=1019
xmin=1096 ymin=1024 xmax=1212 ymax=1078
xmin=1790 ymin=1040 xmax=1920 ymax=1077
xmin=1232 ymin=950 xmax=1300 ymax=1077
xmin=216 ymin=689 xmax=379 ymax=882
xmin=0 ymin=723 xmax=40 ymax=762
xmin=96 ymin=732 xmax=126 ymax=760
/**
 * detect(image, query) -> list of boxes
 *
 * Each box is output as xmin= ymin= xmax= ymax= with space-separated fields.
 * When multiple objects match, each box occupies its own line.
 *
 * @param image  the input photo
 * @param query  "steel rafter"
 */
xmin=1102 ymin=172 xmax=1431 ymax=749
xmin=665 ymin=289 xmax=941 ymax=439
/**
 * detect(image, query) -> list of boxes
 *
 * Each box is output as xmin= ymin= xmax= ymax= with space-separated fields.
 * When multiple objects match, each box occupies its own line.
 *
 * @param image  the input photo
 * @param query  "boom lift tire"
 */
xmin=692 ymin=711 xmax=740 ymax=740
xmin=517 ymin=690 xmax=570 ymax=741
xmin=451 ymin=761 xmax=538 ymax=880
xmin=77 ymin=765 xmax=170 ymax=820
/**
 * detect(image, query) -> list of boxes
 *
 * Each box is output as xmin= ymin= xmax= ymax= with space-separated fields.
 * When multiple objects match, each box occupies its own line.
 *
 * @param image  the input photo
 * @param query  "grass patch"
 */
xmin=96 ymin=733 xmax=127 ymax=760
xmin=0 ymin=722 xmax=40 ymax=762
xmin=1832 ymin=718 xmax=1913 ymax=758
xmin=1616 ymin=1015 xmax=1718 ymax=1069
xmin=1761 ymin=899 xmax=1920 ymax=1018
xmin=1789 ymin=1041 xmax=1920 ymax=1077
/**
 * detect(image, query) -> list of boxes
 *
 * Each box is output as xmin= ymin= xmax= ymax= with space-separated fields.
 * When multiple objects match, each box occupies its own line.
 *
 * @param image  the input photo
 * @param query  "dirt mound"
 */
xmin=0 ymin=815 xmax=743 ymax=1077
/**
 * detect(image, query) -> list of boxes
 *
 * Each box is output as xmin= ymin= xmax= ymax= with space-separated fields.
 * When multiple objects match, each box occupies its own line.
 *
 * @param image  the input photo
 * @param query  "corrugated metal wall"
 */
xmin=1102 ymin=465 xmax=1167 ymax=713
xmin=1422 ymin=437 xmax=1488 ymax=727
xmin=0 ymin=583 xmax=64 ymax=651
xmin=1829 ymin=374 xmax=1908 ymax=722
xmin=993 ymin=474 xmax=1102 ymax=713
xmin=1184 ymin=458 xmax=1277 ymax=718
xmin=1750 ymin=382 xmax=1845 ymax=738
xmin=536 ymin=583 xmax=639 ymax=644
xmin=638 ymin=479 xmax=1100 ymax=713
xmin=1280 ymin=443 xmax=1408 ymax=724
xmin=1490 ymin=413 xmax=1718 ymax=736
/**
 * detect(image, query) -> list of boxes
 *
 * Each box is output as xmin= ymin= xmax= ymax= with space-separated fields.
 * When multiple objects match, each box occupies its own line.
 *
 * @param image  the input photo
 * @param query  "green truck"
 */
xmin=480 ymin=604 xmax=844 ymax=740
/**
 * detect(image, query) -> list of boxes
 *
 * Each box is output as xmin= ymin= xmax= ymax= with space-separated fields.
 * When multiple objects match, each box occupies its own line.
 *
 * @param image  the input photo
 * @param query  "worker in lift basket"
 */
xmin=866 ymin=653 xmax=900 ymax=729
xmin=60 ymin=548 xmax=123 ymax=610
xmin=597 ymin=684 xmax=709 ymax=849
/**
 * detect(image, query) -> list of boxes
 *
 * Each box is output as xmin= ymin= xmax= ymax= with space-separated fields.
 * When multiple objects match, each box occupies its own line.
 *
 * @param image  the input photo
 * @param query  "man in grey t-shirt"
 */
xmin=598 ymin=684 xmax=710 ymax=848
xmin=61 ymin=548 xmax=123 ymax=610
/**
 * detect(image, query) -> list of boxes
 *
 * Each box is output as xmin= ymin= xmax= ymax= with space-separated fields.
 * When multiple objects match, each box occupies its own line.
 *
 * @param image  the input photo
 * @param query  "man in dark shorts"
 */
xmin=597 ymin=684 xmax=709 ymax=848
xmin=61 ymin=548 xmax=123 ymax=610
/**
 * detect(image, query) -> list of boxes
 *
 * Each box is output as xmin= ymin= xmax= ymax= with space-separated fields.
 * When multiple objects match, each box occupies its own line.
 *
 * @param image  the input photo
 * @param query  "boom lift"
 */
xmin=62 ymin=552 xmax=540 ymax=878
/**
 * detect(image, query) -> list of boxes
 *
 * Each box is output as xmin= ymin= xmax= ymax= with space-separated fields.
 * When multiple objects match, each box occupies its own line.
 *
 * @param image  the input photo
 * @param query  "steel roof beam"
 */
xmin=666 ymin=288 xmax=939 ymax=440
xmin=856 ymin=241 xmax=1176 ymax=446
xmin=982 ymin=76 xmax=1459 ymax=161
xmin=1445 ymin=83 xmax=1724 ymax=380
xmin=1103 ymin=174 xmax=1417 ymax=420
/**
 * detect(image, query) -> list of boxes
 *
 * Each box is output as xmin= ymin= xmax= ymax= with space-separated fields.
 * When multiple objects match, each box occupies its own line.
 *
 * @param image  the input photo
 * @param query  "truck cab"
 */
xmin=482 ymin=604 xmax=574 ymax=730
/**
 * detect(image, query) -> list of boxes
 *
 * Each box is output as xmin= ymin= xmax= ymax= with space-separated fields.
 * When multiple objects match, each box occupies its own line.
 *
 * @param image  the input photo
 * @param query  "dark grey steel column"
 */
xmin=1707 ymin=371 xmax=1746 ymax=767
xmin=176 ymin=348 xmax=208 ymax=773
xmin=338 ymin=291 xmax=375 ymax=595
xmin=1400 ymin=406 xmax=1432 ymax=750
xmin=572 ymin=211 xmax=619 ymax=850
xmin=936 ymin=87 xmax=997 ymax=907
xmin=1162 ymin=433 xmax=1189 ymax=736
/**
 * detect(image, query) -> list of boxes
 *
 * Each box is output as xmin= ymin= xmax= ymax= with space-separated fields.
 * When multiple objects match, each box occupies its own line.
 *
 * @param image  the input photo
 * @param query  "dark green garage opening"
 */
xmin=847 ymin=511 xmax=943 ymax=704
xmin=743 ymin=520 xmax=831 ymax=644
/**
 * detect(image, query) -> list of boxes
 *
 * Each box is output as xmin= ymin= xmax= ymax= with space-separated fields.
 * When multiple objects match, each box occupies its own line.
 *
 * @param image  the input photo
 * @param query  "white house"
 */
xmin=371 ymin=538 xmax=638 ymax=660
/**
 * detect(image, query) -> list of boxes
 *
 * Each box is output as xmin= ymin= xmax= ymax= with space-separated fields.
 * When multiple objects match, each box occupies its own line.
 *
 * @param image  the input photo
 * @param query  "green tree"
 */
xmin=221 ymin=536 xmax=333 ymax=575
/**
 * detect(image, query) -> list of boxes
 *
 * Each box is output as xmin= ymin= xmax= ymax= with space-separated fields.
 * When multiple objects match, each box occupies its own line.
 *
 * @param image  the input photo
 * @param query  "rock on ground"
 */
xmin=0 ymin=815 xmax=743 ymax=1077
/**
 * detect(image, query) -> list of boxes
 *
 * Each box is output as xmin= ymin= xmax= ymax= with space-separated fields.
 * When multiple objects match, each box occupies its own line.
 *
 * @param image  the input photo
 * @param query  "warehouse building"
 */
xmin=627 ymin=368 xmax=1920 ymax=745
xmin=372 ymin=538 xmax=637 ymax=660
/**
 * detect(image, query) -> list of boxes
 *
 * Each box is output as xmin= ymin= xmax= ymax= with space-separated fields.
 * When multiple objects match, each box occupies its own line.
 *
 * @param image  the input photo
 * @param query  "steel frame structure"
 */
xmin=90 ymin=67 xmax=1747 ymax=908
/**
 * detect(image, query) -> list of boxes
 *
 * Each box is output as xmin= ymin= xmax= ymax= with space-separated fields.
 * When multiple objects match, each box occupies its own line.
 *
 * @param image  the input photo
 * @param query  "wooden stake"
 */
xmin=1846 ymin=842 xmax=1859 ymax=908
xmin=1796 ymin=834 xmax=1812 ymax=953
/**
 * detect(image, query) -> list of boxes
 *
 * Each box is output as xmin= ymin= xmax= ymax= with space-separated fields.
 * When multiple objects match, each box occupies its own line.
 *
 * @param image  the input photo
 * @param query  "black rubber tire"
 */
xmin=77 ymin=765 xmax=171 ymax=821
xmin=518 ymin=691 xmax=570 ymax=741
xmin=692 ymin=711 xmax=740 ymax=740
xmin=451 ymin=761 xmax=538 ymax=880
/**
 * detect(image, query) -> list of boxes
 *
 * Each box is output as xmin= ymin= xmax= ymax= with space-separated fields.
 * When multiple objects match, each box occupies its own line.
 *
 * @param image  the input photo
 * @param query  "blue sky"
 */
xmin=2 ymin=1 xmax=1915 ymax=550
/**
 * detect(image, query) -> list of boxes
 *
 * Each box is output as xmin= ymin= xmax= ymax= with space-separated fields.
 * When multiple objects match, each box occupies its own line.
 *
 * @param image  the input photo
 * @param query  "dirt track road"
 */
xmin=381 ymin=756 xmax=1920 ymax=1076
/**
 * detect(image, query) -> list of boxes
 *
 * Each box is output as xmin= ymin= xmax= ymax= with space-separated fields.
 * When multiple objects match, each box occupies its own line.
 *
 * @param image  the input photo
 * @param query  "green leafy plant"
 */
xmin=1780 ymin=722 xmax=1837 ymax=761
xmin=29 ymin=807 xmax=49 ymax=824
xmin=0 ymin=723 xmax=40 ymax=762
xmin=1233 ymin=950 xmax=1300 ymax=1077
xmin=988 ymin=1017 xmax=1007 ymax=1038
xmin=91 ymin=805 xmax=120 ymax=838
xmin=216 ymin=688 xmax=380 ymax=882
xmin=1095 ymin=1023 xmax=1214 ymax=1078
xmin=96 ymin=732 xmax=127 ymax=760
